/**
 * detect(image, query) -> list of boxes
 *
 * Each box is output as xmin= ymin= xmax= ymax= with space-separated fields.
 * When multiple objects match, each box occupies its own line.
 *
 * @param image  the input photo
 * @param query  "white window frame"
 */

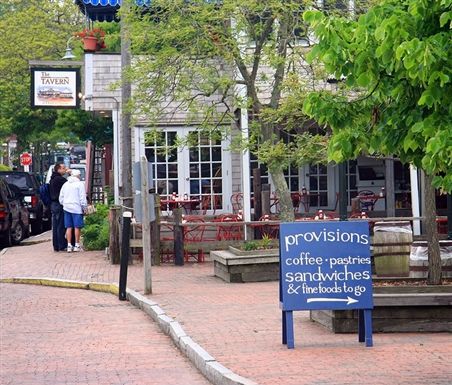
xmin=135 ymin=126 xmax=232 ymax=215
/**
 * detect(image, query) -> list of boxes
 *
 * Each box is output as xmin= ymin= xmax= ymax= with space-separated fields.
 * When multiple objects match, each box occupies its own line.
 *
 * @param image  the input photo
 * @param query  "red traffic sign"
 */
xmin=20 ymin=152 xmax=32 ymax=166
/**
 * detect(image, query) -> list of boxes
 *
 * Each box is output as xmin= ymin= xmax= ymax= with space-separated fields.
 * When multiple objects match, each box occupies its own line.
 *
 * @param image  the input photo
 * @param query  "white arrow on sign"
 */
xmin=307 ymin=296 xmax=358 ymax=305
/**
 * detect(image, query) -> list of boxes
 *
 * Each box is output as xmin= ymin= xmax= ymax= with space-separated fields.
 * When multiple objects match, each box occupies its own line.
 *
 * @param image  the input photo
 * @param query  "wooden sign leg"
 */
xmin=282 ymin=311 xmax=294 ymax=349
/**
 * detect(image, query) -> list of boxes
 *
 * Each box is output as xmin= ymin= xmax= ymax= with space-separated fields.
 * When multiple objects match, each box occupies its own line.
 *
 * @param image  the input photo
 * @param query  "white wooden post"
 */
xmin=410 ymin=165 xmax=421 ymax=235
xmin=141 ymin=156 xmax=152 ymax=294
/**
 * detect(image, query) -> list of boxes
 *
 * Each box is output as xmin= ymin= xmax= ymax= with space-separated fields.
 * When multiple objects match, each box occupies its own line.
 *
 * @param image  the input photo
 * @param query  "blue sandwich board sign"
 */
xmin=279 ymin=221 xmax=373 ymax=348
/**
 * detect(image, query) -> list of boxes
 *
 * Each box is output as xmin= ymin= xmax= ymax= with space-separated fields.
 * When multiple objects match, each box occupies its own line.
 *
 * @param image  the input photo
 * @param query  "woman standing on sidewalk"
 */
xmin=59 ymin=169 xmax=87 ymax=252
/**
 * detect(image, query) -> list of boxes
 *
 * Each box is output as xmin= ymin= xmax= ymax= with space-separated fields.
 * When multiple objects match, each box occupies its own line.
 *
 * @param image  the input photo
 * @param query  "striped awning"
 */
xmin=78 ymin=0 xmax=151 ymax=6
xmin=75 ymin=0 xmax=152 ymax=22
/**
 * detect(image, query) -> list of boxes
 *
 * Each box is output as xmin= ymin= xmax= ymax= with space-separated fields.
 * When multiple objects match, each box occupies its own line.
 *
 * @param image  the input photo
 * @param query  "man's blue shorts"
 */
xmin=64 ymin=211 xmax=84 ymax=228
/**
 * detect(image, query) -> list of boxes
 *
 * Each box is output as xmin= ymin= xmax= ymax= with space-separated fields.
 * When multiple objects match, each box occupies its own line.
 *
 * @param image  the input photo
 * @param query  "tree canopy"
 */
xmin=0 ymin=0 xmax=83 ymax=143
xmin=302 ymin=0 xmax=452 ymax=191
xmin=0 ymin=1 xmax=116 ymax=168
xmin=124 ymin=0 xmax=372 ymax=219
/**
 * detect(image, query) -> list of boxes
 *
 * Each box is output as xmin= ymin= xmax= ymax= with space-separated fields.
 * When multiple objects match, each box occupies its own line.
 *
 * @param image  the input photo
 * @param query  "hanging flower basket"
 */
xmin=83 ymin=36 xmax=98 ymax=52
xmin=74 ymin=28 xmax=106 ymax=52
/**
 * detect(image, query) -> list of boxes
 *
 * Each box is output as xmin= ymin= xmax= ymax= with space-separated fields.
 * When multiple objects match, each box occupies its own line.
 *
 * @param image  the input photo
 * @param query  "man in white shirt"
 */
xmin=59 ymin=169 xmax=87 ymax=252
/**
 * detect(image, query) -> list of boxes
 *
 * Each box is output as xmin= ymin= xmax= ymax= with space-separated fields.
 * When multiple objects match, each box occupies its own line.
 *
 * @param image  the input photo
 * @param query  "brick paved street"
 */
xmin=1 ymin=235 xmax=451 ymax=385
xmin=0 ymin=283 xmax=211 ymax=385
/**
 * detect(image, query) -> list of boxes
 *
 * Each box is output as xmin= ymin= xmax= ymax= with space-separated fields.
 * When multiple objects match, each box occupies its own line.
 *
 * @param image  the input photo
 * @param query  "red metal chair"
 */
xmin=200 ymin=195 xmax=211 ymax=215
xmin=200 ymin=194 xmax=220 ymax=215
xmin=349 ymin=211 xmax=374 ymax=231
xmin=230 ymin=193 xmax=243 ymax=214
xmin=215 ymin=213 xmax=243 ymax=241
xmin=291 ymin=192 xmax=301 ymax=213
xmin=183 ymin=216 xmax=206 ymax=262
xmin=436 ymin=218 xmax=447 ymax=234
xmin=256 ymin=214 xmax=280 ymax=239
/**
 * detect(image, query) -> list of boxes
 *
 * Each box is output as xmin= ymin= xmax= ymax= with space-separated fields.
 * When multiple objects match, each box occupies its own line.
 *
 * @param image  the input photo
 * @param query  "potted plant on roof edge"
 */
xmin=74 ymin=28 xmax=106 ymax=52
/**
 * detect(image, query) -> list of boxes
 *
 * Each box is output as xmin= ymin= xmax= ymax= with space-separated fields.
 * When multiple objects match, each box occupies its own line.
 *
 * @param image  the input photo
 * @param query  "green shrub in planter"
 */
xmin=82 ymin=204 xmax=109 ymax=250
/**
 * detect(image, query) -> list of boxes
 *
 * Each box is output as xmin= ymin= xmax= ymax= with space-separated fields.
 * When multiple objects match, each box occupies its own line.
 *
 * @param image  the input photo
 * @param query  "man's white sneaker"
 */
xmin=67 ymin=245 xmax=74 ymax=253
xmin=73 ymin=245 xmax=83 ymax=252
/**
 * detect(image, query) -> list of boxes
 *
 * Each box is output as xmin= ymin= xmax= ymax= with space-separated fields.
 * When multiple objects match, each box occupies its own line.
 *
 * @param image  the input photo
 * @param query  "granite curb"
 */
xmin=0 ymin=277 xmax=258 ymax=385
xmin=20 ymin=230 xmax=53 ymax=246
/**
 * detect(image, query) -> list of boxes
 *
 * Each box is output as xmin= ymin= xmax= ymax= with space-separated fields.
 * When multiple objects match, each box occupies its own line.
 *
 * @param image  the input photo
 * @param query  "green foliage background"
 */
xmin=82 ymin=204 xmax=110 ymax=250
xmin=0 ymin=1 xmax=115 ymax=165
xmin=302 ymin=0 xmax=452 ymax=191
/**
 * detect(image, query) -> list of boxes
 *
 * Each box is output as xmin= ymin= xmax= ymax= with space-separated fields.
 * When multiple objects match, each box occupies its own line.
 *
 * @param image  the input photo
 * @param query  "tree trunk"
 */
xmin=270 ymin=167 xmax=294 ymax=223
xmin=424 ymin=173 xmax=442 ymax=285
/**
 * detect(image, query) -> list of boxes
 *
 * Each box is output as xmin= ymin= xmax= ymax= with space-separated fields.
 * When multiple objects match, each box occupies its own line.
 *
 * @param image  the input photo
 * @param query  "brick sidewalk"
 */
xmin=1 ymin=239 xmax=451 ymax=385
xmin=1 ymin=283 xmax=211 ymax=385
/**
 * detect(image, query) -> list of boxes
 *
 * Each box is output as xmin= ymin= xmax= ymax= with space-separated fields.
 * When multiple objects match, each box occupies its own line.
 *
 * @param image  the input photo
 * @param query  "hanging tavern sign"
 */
xmin=30 ymin=67 xmax=80 ymax=109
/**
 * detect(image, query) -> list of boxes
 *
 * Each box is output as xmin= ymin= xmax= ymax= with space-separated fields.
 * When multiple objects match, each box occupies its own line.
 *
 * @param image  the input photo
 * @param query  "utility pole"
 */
xmin=120 ymin=0 xmax=133 ymax=212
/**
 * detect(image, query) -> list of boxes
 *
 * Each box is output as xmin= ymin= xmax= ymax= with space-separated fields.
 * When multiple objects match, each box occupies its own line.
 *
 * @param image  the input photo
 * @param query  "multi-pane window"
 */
xmin=285 ymin=164 xmax=300 ymax=192
xmin=187 ymin=132 xmax=223 ymax=211
xmin=145 ymin=131 xmax=178 ymax=196
xmin=309 ymin=164 xmax=329 ymax=207
xmin=144 ymin=129 xmax=226 ymax=213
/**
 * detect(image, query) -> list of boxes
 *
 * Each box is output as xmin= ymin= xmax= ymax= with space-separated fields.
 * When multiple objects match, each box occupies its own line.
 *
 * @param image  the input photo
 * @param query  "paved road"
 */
xmin=0 ymin=283 xmax=211 ymax=385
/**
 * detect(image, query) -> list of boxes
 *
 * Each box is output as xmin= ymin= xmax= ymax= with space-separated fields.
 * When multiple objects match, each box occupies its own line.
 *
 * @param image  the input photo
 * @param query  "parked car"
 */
xmin=0 ymin=179 xmax=30 ymax=246
xmin=0 ymin=171 xmax=51 ymax=234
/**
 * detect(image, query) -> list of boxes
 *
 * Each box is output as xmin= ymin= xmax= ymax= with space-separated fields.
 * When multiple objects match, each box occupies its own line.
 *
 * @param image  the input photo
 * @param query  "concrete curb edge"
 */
xmin=0 ymin=278 xmax=258 ymax=385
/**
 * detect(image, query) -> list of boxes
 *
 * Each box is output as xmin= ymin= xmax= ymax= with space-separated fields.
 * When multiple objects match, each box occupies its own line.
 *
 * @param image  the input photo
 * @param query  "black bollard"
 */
xmin=119 ymin=211 xmax=132 ymax=300
xmin=173 ymin=208 xmax=184 ymax=266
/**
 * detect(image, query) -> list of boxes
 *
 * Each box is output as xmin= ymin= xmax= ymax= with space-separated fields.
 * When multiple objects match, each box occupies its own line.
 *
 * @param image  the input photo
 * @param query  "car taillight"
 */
xmin=0 ymin=203 xmax=7 ymax=219
xmin=31 ymin=195 xmax=39 ymax=207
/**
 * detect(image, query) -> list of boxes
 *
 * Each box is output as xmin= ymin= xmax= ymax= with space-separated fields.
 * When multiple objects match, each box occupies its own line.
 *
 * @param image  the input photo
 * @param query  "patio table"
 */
xmin=160 ymin=198 xmax=200 ymax=214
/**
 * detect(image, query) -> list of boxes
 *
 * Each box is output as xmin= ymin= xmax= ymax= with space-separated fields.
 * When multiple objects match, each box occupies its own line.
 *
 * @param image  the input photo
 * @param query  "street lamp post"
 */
xmin=62 ymin=36 xmax=76 ymax=60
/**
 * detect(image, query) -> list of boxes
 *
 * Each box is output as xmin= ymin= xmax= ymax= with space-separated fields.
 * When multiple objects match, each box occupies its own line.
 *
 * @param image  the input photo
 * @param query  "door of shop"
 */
xmin=140 ymin=128 xmax=231 ymax=215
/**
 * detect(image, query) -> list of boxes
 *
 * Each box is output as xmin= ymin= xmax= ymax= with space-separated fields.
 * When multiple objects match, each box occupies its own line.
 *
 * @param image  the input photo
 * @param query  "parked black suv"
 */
xmin=0 ymin=171 xmax=51 ymax=234
xmin=0 ymin=178 xmax=30 ymax=246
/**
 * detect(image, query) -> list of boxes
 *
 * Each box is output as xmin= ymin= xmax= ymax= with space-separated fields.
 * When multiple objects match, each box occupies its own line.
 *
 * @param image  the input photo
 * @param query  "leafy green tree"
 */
xmin=302 ymin=0 xmax=451 ymax=284
xmin=97 ymin=21 xmax=122 ymax=53
xmin=0 ymin=0 xmax=84 ymax=159
xmin=124 ymin=0 xmax=367 ymax=220
xmin=55 ymin=110 xmax=113 ymax=146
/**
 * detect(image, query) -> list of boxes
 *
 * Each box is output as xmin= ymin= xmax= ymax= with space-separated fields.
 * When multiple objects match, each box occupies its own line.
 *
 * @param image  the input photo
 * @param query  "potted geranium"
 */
xmin=74 ymin=28 xmax=106 ymax=52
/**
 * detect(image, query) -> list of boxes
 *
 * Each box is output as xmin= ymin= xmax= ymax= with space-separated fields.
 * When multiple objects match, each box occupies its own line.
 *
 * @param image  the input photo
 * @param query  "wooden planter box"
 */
xmin=310 ymin=285 xmax=452 ymax=333
xmin=210 ymin=246 xmax=279 ymax=283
